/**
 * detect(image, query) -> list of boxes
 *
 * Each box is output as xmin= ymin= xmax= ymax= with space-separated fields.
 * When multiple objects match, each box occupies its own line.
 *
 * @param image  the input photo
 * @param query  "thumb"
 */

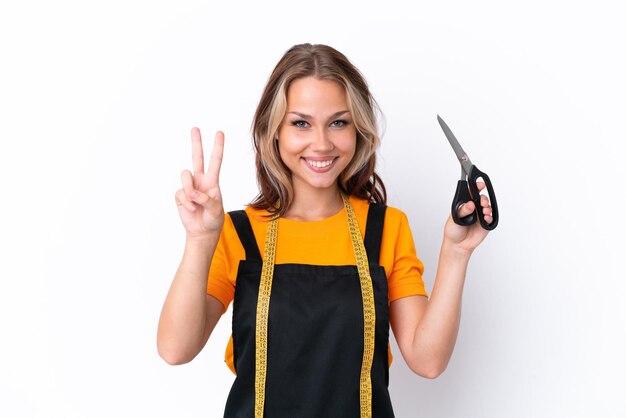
xmin=206 ymin=187 xmax=221 ymax=200
xmin=190 ymin=188 xmax=221 ymax=208
xmin=189 ymin=190 xmax=211 ymax=207
xmin=457 ymin=201 xmax=475 ymax=217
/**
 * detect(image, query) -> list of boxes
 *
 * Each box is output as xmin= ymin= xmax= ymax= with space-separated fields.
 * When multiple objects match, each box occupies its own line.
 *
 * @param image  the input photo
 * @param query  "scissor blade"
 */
xmin=437 ymin=115 xmax=473 ymax=171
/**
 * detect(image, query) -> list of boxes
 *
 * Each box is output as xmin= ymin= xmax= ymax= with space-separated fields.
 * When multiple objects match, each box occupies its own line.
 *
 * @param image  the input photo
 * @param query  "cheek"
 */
xmin=277 ymin=139 xmax=294 ymax=155
xmin=277 ymin=140 xmax=302 ymax=169
xmin=276 ymin=143 xmax=288 ymax=164
xmin=336 ymin=131 xmax=357 ymax=156
xmin=339 ymin=134 xmax=358 ymax=170
xmin=277 ymin=134 xmax=309 ymax=156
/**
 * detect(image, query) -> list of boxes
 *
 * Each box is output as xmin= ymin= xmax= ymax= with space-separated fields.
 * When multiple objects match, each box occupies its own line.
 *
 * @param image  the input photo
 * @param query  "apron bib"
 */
xmin=223 ymin=201 xmax=394 ymax=418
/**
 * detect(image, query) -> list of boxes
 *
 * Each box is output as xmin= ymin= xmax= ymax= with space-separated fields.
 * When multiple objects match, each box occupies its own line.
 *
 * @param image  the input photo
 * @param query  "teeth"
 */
xmin=306 ymin=159 xmax=334 ymax=168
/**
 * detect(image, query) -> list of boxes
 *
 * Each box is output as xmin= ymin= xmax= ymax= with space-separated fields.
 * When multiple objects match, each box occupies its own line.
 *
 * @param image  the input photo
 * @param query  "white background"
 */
xmin=1 ymin=1 xmax=624 ymax=417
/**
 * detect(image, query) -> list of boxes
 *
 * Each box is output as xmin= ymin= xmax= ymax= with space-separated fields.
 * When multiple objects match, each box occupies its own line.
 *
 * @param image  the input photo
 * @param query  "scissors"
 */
xmin=437 ymin=115 xmax=499 ymax=230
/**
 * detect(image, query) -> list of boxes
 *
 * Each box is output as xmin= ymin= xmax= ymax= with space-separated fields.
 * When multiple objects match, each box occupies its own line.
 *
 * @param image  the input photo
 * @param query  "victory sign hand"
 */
xmin=175 ymin=128 xmax=225 ymax=239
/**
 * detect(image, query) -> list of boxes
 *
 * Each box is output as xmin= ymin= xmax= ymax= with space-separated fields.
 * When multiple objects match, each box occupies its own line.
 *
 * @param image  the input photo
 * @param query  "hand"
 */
xmin=174 ymin=128 xmax=225 ymax=239
xmin=443 ymin=181 xmax=493 ymax=254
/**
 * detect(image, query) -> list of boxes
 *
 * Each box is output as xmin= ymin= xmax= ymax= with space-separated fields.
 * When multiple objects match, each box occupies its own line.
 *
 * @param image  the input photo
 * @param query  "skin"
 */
xmin=156 ymin=128 xmax=225 ymax=364
xmin=277 ymin=77 xmax=357 ymax=220
xmin=157 ymin=77 xmax=493 ymax=379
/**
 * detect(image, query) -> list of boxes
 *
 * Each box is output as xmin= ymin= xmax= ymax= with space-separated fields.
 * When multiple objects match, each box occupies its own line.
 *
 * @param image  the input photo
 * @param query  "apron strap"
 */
xmin=229 ymin=210 xmax=262 ymax=261
xmin=363 ymin=203 xmax=387 ymax=266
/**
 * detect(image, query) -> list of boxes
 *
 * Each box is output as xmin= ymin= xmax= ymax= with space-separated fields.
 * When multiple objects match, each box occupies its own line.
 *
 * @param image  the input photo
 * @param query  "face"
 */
xmin=277 ymin=76 xmax=357 ymax=195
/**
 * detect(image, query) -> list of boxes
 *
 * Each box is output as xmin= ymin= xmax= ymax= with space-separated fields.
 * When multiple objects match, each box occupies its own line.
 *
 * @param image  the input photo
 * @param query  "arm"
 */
xmin=157 ymin=235 xmax=225 ymax=365
xmin=390 ymin=243 xmax=470 ymax=378
xmin=390 ymin=186 xmax=493 ymax=378
xmin=157 ymin=128 xmax=226 ymax=365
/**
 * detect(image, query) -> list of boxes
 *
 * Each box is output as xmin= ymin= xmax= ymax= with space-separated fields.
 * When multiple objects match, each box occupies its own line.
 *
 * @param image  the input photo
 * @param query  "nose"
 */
xmin=310 ymin=128 xmax=334 ymax=152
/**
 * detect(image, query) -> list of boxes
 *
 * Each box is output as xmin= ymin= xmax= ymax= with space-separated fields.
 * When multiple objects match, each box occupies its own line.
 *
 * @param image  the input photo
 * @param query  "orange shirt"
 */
xmin=207 ymin=195 xmax=428 ymax=373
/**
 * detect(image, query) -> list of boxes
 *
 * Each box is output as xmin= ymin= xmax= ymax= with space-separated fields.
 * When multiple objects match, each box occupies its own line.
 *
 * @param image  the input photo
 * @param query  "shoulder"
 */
xmin=223 ymin=206 xmax=270 ymax=224
xmin=349 ymin=195 xmax=408 ymax=225
xmin=243 ymin=205 xmax=272 ymax=225
xmin=220 ymin=206 xmax=270 ymax=244
xmin=384 ymin=204 xmax=409 ymax=229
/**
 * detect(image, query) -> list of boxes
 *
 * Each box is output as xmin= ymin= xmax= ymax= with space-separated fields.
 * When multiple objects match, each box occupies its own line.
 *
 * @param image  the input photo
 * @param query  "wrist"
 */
xmin=441 ymin=238 xmax=473 ymax=260
xmin=185 ymin=232 xmax=220 ymax=247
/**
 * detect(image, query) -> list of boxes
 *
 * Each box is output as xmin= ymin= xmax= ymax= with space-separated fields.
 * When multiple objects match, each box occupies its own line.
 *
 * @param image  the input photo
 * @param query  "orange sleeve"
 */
xmin=385 ymin=210 xmax=428 ymax=302
xmin=206 ymin=214 xmax=241 ymax=314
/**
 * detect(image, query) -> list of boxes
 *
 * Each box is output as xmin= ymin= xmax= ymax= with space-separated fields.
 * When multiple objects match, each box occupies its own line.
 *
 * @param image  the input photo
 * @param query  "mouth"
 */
xmin=302 ymin=157 xmax=338 ymax=172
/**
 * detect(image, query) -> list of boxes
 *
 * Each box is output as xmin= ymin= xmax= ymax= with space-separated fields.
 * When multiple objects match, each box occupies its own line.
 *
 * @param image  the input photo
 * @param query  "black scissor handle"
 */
xmin=467 ymin=165 xmax=499 ymax=230
xmin=451 ymin=179 xmax=477 ymax=226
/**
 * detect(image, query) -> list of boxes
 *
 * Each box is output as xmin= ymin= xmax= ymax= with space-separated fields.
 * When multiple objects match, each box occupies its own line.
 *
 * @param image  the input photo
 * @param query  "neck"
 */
xmin=283 ymin=186 xmax=345 ymax=221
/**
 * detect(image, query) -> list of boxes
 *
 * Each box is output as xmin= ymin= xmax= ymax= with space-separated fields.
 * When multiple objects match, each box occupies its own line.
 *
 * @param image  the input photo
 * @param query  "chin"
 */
xmin=312 ymin=183 xmax=338 ymax=190
xmin=297 ymin=178 xmax=340 ymax=191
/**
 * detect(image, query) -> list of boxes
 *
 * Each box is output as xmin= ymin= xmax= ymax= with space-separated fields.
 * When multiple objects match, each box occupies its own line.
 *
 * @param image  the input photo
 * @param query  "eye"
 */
xmin=330 ymin=119 xmax=349 ymax=128
xmin=291 ymin=120 xmax=309 ymax=128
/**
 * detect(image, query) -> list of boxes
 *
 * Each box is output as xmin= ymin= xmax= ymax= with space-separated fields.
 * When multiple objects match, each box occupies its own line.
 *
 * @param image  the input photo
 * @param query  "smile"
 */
xmin=306 ymin=159 xmax=334 ymax=168
xmin=303 ymin=157 xmax=337 ymax=172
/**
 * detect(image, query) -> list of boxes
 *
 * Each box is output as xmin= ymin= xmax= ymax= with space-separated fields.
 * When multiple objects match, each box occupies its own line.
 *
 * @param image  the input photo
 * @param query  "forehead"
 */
xmin=286 ymin=77 xmax=348 ymax=113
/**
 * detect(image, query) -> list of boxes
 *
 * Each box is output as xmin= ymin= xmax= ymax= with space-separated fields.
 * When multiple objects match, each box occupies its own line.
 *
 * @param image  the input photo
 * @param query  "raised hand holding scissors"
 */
xmin=437 ymin=116 xmax=499 ymax=231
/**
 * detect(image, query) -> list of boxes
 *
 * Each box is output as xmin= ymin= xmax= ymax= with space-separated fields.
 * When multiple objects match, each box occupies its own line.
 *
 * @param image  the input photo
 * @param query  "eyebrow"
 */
xmin=287 ymin=110 xmax=350 ymax=119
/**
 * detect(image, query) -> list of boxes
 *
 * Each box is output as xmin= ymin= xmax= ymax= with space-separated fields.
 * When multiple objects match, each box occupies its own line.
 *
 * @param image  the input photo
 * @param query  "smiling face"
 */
xmin=277 ymin=77 xmax=357 ymax=197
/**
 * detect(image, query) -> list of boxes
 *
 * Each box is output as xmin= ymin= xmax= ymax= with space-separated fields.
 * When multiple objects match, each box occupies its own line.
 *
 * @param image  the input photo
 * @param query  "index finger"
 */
xmin=207 ymin=131 xmax=225 ymax=181
xmin=191 ymin=127 xmax=205 ymax=175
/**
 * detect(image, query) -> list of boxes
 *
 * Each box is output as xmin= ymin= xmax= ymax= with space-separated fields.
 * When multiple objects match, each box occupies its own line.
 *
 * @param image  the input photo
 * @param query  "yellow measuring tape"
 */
xmin=254 ymin=196 xmax=376 ymax=418
xmin=254 ymin=215 xmax=277 ymax=418
xmin=342 ymin=193 xmax=376 ymax=418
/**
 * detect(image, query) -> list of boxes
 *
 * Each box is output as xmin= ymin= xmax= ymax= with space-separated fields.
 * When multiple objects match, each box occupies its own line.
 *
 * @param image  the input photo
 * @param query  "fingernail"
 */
xmin=191 ymin=191 xmax=199 ymax=198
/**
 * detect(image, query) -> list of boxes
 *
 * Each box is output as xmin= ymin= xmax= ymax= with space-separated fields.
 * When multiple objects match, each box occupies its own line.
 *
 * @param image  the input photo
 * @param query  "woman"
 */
xmin=157 ymin=43 xmax=493 ymax=417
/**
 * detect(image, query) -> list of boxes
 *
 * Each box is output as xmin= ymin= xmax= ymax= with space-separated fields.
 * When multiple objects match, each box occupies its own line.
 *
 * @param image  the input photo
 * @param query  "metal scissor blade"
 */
xmin=437 ymin=115 xmax=473 ymax=173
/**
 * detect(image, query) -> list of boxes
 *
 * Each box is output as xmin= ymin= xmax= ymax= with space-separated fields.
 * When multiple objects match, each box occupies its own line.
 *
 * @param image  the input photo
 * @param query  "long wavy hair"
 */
xmin=250 ymin=43 xmax=386 ymax=216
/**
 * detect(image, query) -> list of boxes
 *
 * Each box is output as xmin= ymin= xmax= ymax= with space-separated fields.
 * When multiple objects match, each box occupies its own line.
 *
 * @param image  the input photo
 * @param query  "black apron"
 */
xmin=223 ymin=203 xmax=394 ymax=418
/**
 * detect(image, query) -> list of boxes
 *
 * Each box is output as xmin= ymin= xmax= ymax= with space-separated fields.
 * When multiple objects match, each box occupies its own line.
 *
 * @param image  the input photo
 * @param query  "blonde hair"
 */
xmin=251 ymin=43 xmax=386 ymax=216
